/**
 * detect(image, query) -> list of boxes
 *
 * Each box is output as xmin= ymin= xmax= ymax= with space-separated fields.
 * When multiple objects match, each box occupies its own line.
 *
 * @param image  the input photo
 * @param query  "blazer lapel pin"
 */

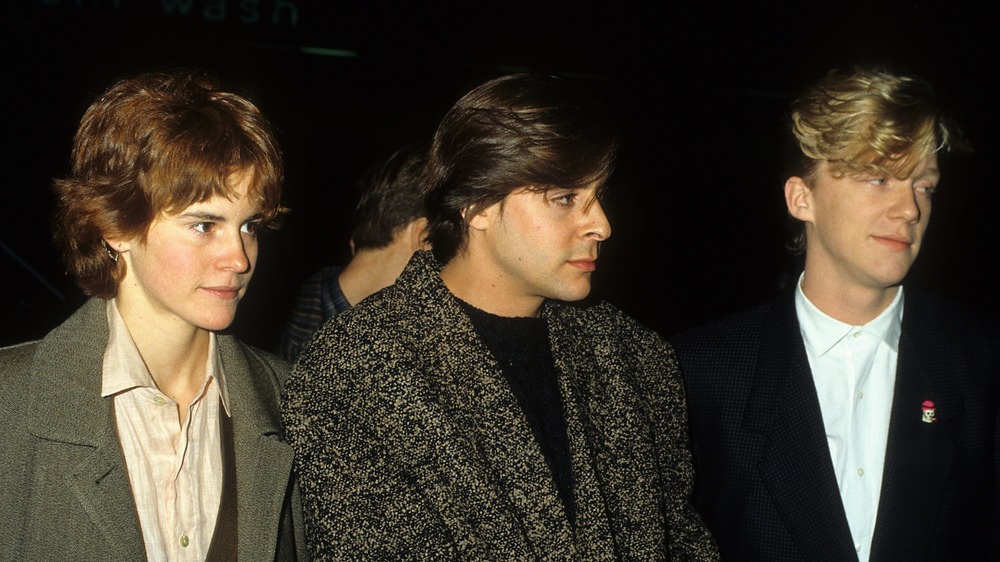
xmin=921 ymin=400 xmax=937 ymax=424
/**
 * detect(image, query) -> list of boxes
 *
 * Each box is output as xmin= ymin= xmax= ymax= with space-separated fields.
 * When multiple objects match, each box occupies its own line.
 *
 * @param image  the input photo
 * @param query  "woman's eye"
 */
xmin=193 ymin=222 xmax=213 ymax=233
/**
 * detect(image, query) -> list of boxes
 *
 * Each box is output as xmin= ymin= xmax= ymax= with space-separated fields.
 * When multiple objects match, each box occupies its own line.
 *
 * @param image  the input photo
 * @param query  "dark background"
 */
xmin=3 ymin=0 xmax=998 ymax=350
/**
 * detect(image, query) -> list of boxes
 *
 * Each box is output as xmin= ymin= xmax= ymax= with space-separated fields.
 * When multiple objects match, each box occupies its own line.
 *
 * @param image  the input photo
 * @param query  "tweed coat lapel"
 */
xmin=869 ymin=293 xmax=958 ymax=561
xmin=219 ymin=336 xmax=297 ymax=560
xmin=745 ymin=292 xmax=859 ymax=561
xmin=425 ymin=293 xmax=578 ymax=558
xmin=369 ymin=253 xmax=575 ymax=557
xmin=24 ymin=299 xmax=146 ymax=558
xmin=551 ymin=368 xmax=616 ymax=559
xmin=546 ymin=304 xmax=666 ymax=560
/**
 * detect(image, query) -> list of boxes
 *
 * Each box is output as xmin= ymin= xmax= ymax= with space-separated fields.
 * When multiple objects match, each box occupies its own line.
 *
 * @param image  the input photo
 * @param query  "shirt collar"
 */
xmin=795 ymin=273 xmax=904 ymax=357
xmin=100 ymin=299 xmax=231 ymax=415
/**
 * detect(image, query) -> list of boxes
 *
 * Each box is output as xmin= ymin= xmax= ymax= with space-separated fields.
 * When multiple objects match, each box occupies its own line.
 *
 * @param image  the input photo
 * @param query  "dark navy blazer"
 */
xmin=672 ymin=289 xmax=1000 ymax=561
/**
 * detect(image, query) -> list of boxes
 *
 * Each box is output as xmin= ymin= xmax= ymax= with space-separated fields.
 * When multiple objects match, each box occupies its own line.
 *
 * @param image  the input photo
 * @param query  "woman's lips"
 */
xmin=202 ymin=286 xmax=242 ymax=299
xmin=872 ymin=235 xmax=913 ymax=251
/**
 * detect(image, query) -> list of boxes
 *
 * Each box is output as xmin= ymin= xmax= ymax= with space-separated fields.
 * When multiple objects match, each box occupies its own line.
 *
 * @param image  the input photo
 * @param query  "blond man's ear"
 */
xmin=784 ymin=176 xmax=814 ymax=223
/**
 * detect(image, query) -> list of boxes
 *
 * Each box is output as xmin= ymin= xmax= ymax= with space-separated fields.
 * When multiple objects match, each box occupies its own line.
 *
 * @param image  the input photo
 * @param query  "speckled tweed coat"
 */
xmin=281 ymin=251 xmax=718 ymax=561
xmin=0 ymin=298 xmax=309 ymax=561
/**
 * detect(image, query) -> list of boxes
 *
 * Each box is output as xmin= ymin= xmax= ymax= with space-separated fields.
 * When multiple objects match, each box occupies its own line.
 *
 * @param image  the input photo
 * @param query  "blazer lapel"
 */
xmin=746 ymin=293 xmax=859 ymax=561
xmin=62 ymin=420 xmax=145 ymax=556
xmin=870 ymin=296 xmax=958 ymax=561
xmin=26 ymin=299 xmax=145 ymax=556
xmin=220 ymin=337 xmax=296 ymax=561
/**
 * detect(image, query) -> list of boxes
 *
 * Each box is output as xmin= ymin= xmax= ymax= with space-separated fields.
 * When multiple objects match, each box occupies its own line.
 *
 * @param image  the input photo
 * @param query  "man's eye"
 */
xmin=553 ymin=194 xmax=576 ymax=206
xmin=193 ymin=222 xmax=213 ymax=233
xmin=868 ymin=178 xmax=887 ymax=186
xmin=916 ymin=185 xmax=937 ymax=195
xmin=241 ymin=221 xmax=259 ymax=234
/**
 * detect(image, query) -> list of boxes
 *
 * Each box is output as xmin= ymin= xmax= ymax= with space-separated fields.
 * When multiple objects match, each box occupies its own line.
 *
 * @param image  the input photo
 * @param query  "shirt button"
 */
xmin=855 ymin=543 xmax=862 ymax=552
xmin=179 ymin=534 xmax=190 ymax=548
xmin=856 ymin=390 xmax=864 ymax=400
xmin=853 ymin=332 xmax=861 ymax=339
xmin=154 ymin=396 xmax=166 ymax=405
xmin=857 ymin=467 xmax=864 ymax=477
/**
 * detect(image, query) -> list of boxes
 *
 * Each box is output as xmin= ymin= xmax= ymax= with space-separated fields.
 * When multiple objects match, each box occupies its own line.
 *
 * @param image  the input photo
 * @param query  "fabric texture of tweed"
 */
xmin=282 ymin=250 xmax=718 ymax=561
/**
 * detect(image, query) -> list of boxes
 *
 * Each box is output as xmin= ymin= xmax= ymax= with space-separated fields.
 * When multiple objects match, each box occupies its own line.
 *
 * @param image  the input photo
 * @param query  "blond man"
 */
xmin=673 ymin=68 xmax=1000 ymax=561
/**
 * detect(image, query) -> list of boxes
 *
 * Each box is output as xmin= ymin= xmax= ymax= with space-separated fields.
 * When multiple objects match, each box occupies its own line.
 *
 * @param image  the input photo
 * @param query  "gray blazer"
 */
xmin=0 ymin=298 xmax=308 ymax=561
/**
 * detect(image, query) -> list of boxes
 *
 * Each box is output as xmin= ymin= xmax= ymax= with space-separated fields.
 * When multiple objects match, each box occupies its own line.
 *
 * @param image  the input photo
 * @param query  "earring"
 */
xmin=103 ymin=240 xmax=120 ymax=263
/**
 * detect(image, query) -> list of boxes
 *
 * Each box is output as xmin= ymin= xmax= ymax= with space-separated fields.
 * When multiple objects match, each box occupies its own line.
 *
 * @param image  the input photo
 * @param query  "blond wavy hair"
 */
xmin=787 ymin=67 xmax=955 ymax=251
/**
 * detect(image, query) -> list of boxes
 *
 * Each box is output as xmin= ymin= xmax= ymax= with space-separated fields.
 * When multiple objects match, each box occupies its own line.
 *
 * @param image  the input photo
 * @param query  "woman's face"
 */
xmin=112 ymin=170 xmax=263 ymax=336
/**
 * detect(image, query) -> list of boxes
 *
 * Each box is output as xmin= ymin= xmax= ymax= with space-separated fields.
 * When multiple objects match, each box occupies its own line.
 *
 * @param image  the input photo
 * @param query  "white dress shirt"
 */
xmin=101 ymin=299 xmax=230 ymax=562
xmin=795 ymin=277 xmax=903 ymax=562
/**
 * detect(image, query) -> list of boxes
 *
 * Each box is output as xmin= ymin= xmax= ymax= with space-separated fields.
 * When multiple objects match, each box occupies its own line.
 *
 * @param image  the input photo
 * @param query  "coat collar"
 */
xmin=220 ymin=337 xmax=297 ymax=561
xmin=869 ymin=290 xmax=959 ymax=561
xmin=743 ymin=290 xmax=858 ymax=561
xmin=547 ymin=304 xmax=672 ymax=559
xmin=26 ymin=298 xmax=146 ymax=557
xmin=25 ymin=298 xmax=294 ymax=560
xmin=386 ymin=251 xmax=578 ymax=557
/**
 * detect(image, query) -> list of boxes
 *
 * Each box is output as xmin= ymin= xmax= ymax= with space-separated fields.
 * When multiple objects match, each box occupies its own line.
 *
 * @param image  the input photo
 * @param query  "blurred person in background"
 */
xmin=279 ymin=144 xmax=427 ymax=361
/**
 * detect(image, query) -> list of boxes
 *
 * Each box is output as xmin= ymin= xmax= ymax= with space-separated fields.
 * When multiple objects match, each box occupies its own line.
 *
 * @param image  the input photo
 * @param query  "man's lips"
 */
xmin=568 ymin=259 xmax=597 ymax=272
xmin=872 ymin=235 xmax=913 ymax=251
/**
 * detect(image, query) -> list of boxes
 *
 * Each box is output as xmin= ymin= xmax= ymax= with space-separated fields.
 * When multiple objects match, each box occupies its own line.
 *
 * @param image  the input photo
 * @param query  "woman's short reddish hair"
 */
xmin=53 ymin=69 xmax=284 ymax=298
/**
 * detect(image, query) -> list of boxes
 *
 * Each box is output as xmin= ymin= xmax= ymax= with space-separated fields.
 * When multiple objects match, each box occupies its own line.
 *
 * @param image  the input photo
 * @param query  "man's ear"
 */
xmin=465 ymin=202 xmax=499 ymax=232
xmin=784 ymin=176 xmax=814 ymax=222
xmin=409 ymin=217 xmax=430 ymax=251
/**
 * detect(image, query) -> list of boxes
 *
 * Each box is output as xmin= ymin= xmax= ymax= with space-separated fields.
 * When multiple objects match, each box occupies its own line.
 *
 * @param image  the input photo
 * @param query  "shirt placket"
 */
xmin=177 ymin=387 xmax=212 ymax=561
xmin=843 ymin=330 xmax=879 ymax=560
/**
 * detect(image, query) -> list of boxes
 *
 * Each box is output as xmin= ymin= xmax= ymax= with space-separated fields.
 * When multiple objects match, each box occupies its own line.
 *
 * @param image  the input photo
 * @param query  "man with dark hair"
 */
xmin=673 ymin=67 xmax=1000 ymax=561
xmin=279 ymin=145 xmax=427 ymax=361
xmin=0 ymin=70 xmax=306 ymax=560
xmin=282 ymin=74 xmax=717 ymax=559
